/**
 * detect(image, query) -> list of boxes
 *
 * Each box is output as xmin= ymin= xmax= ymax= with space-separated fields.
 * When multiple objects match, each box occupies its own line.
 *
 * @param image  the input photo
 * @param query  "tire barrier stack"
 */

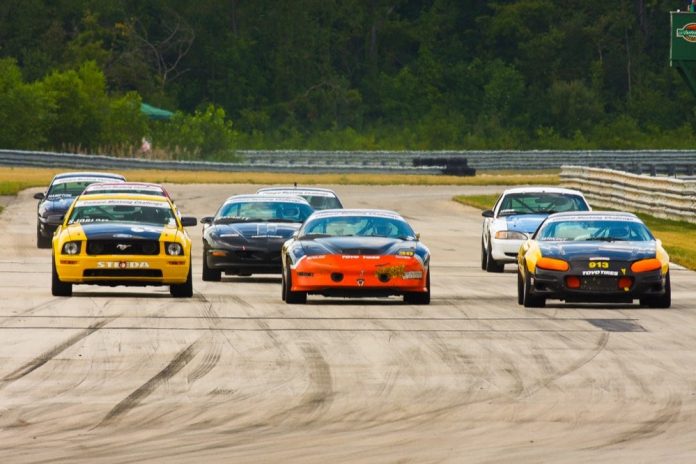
xmin=561 ymin=165 xmax=696 ymax=223
xmin=412 ymin=157 xmax=476 ymax=176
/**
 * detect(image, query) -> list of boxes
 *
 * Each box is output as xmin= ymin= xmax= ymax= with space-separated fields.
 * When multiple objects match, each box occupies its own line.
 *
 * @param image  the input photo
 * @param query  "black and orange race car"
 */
xmin=281 ymin=209 xmax=430 ymax=304
xmin=517 ymin=211 xmax=670 ymax=308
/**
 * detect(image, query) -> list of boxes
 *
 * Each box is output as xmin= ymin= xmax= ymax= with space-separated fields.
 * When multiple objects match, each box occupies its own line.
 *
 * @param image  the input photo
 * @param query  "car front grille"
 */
xmin=86 ymin=240 xmax=160 ymax=255
xmin=83 ymin=269 xmax=163 ymax=278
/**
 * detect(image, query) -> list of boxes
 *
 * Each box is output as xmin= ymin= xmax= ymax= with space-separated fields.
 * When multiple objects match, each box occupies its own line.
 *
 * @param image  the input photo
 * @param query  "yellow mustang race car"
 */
xmin=51 ymin=193 xmax=197 ymax=297
xmin=517 ymin=211 xmax=670 ymax=308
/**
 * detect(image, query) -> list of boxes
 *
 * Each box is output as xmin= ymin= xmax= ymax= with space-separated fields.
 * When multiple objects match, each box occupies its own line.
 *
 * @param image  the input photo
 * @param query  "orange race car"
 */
xmin=281 ymin=209 xmax=430 ymax=304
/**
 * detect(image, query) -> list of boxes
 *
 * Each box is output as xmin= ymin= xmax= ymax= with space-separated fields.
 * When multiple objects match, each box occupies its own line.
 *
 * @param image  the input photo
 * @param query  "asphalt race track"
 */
xmin=1 ymin=184 xmax=695 ymax=463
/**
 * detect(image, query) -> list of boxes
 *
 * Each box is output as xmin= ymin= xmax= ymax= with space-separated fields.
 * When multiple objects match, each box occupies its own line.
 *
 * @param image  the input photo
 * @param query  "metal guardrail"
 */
xmin=561 ymin=165 xmax=696 ymax=223
xmin=4 ymin=148 xmax=696 ymax=174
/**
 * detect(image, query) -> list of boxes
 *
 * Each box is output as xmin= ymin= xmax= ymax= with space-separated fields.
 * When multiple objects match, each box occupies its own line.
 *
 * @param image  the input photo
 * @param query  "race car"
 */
xmin=200 ymin=194 xmax=314 ymax=281
xmin=256 ymin=186 xmax=343 ymax=210
xmin=51 ymin=193 xmax=197 ymax=297
xmin=34 ymin=171 xmax=126 ymax=248
xmin=481 ymin=187 xmax=590 ymax=273
xmin=281 ymin=209 xmax=430 ymax=304
xmin=517 ymin=211 xmax=670 ymax=308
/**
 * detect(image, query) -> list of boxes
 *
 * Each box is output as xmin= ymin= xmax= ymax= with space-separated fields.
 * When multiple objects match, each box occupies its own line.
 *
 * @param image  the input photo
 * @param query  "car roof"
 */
xmin=222 ymin=194 xmax=311 ymax=205
xmin=500 ymin=187 xmax=586 ymax=196
xmin=545 ymin=211 xmax=641 ymax=222
xmin=52 ymin=171 xmax=125 ymax=181
xmin=83 ymin=182 xmax=165 ymax=192
xmin=256 ymin=186 xmax=339 ymax=197
xmin=307 ymin=208 xmax=405 ymax=220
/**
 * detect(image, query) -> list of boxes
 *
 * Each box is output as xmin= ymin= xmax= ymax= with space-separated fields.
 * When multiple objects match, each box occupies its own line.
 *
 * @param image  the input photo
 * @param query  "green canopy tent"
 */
xmin=140 ymin=102 xmax=174 ymax=120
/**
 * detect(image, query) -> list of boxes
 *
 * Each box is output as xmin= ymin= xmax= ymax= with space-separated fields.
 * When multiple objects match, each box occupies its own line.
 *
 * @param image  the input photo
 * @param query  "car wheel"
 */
xmin=522 ymin=269 xmax=545 ymax=308
xmin=284 ymin=262 xmax=306 ymax=304
xmin=202 ymin=253 xmax=221 ymax=282
xmin=517 ymin=270 xmax=524 ymax=305
xmin=404 ymin=269 xmax=431 ymax=305
xmin=51 ymin=255 xmax=72 ymax=297
xmin=171 ymin=265 xmax=193 ymax=298
xmin=643 ymin=272 xmax=671 ymax=309
xmin=485 ymin=241 xmax=505 ymax=273
xmin=480 ymin=238 xmax=487 ymax=270
xmin=37 ymin=226 xmax=51 ymax=249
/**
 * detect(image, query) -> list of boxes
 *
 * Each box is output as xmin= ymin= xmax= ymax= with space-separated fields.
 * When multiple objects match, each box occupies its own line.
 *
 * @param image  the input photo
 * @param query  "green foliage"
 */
xmin=150 ymin=105 xmax=238 ymax=159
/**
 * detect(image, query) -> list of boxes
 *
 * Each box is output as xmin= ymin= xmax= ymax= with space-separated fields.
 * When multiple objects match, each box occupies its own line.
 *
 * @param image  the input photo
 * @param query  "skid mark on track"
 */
xmin=520 ymin=332 xmax=609 ymax=399
xmin=99 ymin=341 xmax=199 ymax=426
xmin=187 ymin=336 xmax=222 ymax=384
xmin=291 ymin=345 xmax=334 ymax=419
xmin=1 ymin=318 xmax=114 ymax=384
xmin=591 ymin=394 xmax=682 ymax=449
xmin=0 ymin=297 xmax=63 ymax=326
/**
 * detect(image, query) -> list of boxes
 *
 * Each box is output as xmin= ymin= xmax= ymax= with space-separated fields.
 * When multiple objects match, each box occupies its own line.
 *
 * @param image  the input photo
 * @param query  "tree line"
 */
xmin=0 ymin=0 xmax=693 ymax=157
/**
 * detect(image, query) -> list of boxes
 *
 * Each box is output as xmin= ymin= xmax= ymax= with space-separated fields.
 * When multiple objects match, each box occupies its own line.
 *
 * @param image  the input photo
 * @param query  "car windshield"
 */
xmin=48 ymin=180 xmax=115 ymax=198
xmin=300 ymin=215 xmax=415 ymax=239
xmin=216 ymin=201 xmax=313 ymax=223
xmin=536 ymin=219 xmax=654 ymax=242
xmin=68 ymin=202 xmax=176 ymax=226
xmin=498 ymin=193 xmax=588 ymax=216
xmin=303 ymin=195 xmax=342 ymax=210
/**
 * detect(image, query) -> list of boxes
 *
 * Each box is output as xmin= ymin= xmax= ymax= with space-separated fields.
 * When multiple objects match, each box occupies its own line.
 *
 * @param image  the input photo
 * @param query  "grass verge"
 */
xmin=0 ymin=166 xmax=559 ymax=196
xmin=453 ymin=193 xmax=696 ymax=270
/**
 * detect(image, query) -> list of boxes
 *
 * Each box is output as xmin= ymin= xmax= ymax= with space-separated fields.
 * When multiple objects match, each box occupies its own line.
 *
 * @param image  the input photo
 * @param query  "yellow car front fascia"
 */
xmin=52 ymin=194 xmax=192 ymax=284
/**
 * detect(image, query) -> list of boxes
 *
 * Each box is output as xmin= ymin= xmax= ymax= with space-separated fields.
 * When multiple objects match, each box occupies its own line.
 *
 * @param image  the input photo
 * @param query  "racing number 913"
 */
xmin=588 ymin=261 xmax=609 ymax=269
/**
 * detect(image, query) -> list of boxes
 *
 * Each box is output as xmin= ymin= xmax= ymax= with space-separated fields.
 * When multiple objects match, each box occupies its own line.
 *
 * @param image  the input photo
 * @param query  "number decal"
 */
xmin=588 ymin=261 xmax=609 ymax=269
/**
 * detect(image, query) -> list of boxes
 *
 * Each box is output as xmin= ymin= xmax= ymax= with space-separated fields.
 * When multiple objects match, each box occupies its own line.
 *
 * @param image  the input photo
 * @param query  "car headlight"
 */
xmin=495 ymin=230 xmax=527 ymax=240
xmin=166 ymin=242 xmax=183 ymax=256
xmin=536 ymin=257 xmax=569 ymax=272
xmin=62 ymin=241 xmax=81 ymax=255
xmin=395 ymin=249 xmax=415 ymax=257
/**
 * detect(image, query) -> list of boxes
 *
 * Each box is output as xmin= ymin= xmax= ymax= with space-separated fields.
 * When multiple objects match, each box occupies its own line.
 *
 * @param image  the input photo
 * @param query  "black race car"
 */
xmin=517 ymin=212 xmax=671 ymax=308
xmin=200 ymin=194 xmax=314 ymax=281
xmin=34 ymin=171 xmax=126 ymax=248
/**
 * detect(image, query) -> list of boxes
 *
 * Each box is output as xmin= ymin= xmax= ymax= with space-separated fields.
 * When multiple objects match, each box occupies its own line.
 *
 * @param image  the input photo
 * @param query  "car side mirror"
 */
xmin=180 ymin=216 xmax=197 ymax=227
xmin=292 ymin=230 xmax=300 ymax=238
xmin=200 ymin=216 xmax=214 ymax=225
xmin=482 ymin=210 xmax=494 ymax=218
xmin=415 ymin=233 xmax=421 ymax=241
xmin=34 ymin=192 xmax=45 ymax=200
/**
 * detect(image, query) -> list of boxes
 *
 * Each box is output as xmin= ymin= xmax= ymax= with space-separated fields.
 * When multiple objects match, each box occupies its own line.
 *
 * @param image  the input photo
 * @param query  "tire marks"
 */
xmin=1 ymin=318 xmax=114 ymax=385
xmin=100 ymin=341 xmax=199 ymax=426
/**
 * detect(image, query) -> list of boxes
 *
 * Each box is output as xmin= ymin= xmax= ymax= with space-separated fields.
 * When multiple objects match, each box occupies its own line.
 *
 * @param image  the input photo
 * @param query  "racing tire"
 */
xmin=640 ymin=272 xmax=671 ymax=309
xmin=51 ymin=255 xmax=72 ymax=297
xmin=481 ymin=239 xmax=487 ymax=270
xmin=37 ymin=226 xmax=51 ymax=249
xmin=202 ymin=254 xmax=221 ymax=282
xmin=170 ymin=265 xmax=193 ymax=298
xmin=485 ymin=241 xmax=505 ymax=273
xmin=283 ymin=262 xmax=306 ymax=304
xmin=403 ymin=270 xmax=430 ymax=305
xmin=517 ymin=270 xmax=524 ymax=305
xmin=522 ymin=269 xmax=545 ymax=308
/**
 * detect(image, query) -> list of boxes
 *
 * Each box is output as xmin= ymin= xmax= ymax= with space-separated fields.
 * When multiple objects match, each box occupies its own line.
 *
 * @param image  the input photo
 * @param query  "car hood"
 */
xmin=208 ymin=222 xmax=301 ymax=245
xmin=501 ymin=214 xmax=549 ymax=234
xmin=539 ymin=241 xmax=656 ymax=262
xmin=40 ymin=196 xmax=76 ymax=215
xmin=301 ymin=236 xmax=415 ymax=255
xmin=67 ymin=222 xmax=175 ymax=241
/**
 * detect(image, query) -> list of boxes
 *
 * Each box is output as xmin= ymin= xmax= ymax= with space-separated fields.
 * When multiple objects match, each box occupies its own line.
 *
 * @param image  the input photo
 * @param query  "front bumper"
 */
xmin=291 ymin=255 xmax=428 ymax=296
xmin=490 ymin=237 xmax=524 ymax=262
xmin=206 ymin=246 xmax=282 ymax=274
xmin=55 ymin=254 xmax=190 ymax=285
xmin=529 ymin=268 xmax=667 ymax=302
xmin=38 ymin=217 xmax=63 ymax=238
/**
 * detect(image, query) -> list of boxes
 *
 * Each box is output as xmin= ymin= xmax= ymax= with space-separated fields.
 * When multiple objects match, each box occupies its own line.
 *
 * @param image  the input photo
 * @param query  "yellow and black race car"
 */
xmin=51 ymin=193 xmax=197 ymax=297
xmin=517 ymin=211 xmax=670 ymax=308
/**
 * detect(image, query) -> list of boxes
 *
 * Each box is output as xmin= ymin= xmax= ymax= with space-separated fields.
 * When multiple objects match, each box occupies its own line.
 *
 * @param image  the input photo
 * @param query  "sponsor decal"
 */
xmin=74 ymin=199 xmax=167 ymax=208
xmin=223 ymin=197 xmax=308 ymax=205
xmin=342 ymin=255 xmax=360 ymax=259
xmin=356 ymin=279 xmax=365 ymax=287
xmin=311 ymin=210 xmax=402 ymax=220
xmin=259 ymin=190 xmax=335 ymax=198
xmin=582 ymin=270 xmax=618 ymax=277
xmin=52 ymin=177 xmax=123 ymax=186
xmin=589 ymin=257 xmax=610 ymax=261
xmin=97 ymin=261 xmax=150 ymax=269
xmin=376 ymin=265 xmax=406 ymax=279
xmin=85 ymin=184 xmax=162 ymax=193
xmin=677 ymin=23 xmax=696 ymax=43
xmin=403 ymin=271 xmax=423 ymax=279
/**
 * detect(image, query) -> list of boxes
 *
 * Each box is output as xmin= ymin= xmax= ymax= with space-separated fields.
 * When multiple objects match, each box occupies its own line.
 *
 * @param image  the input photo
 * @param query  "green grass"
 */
xmin=453 ymin=193 xmax=696 ymax=270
